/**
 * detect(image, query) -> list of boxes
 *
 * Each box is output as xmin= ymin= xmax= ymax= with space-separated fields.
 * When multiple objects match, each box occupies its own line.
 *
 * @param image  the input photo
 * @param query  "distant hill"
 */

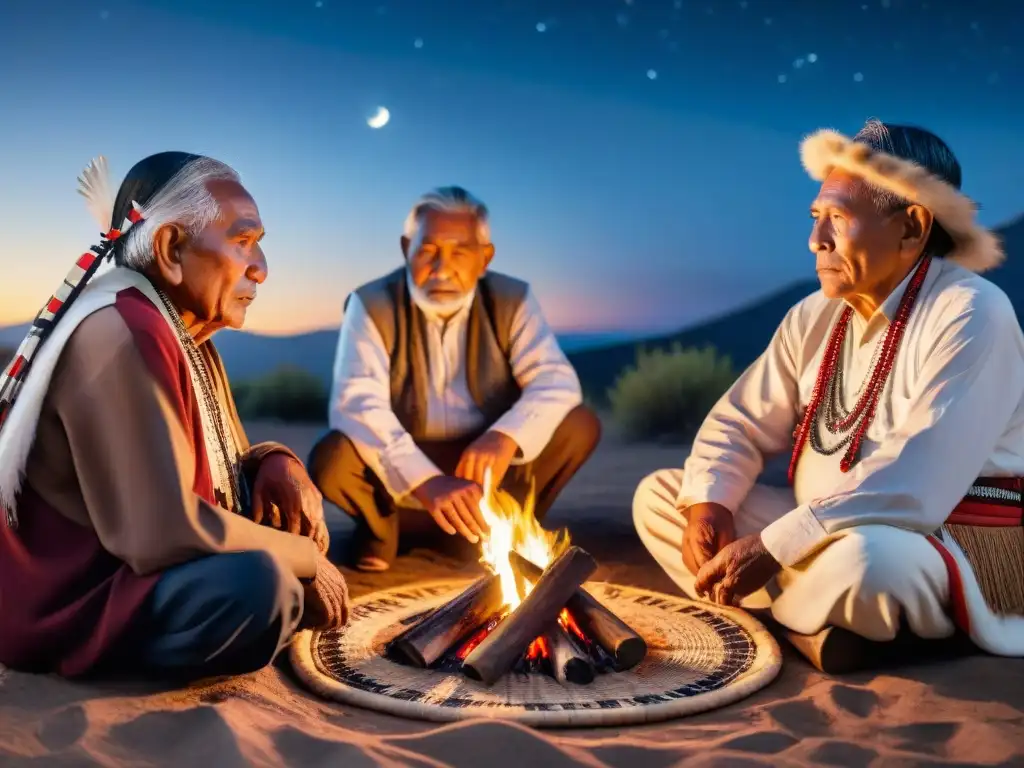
xmin=1 ymin=215 xmax=1020 ymax=396
xmin=568 ymin=280 xmax=820 ymax=399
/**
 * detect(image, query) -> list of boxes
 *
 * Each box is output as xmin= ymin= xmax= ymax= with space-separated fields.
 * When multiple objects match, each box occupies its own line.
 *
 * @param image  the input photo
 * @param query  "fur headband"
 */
xmin=800 ymin=129 xmax=1004 ymax=273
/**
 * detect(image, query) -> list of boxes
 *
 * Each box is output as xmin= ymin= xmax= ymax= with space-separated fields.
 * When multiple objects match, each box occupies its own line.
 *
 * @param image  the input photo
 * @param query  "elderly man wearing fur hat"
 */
xmin=633 ymin=118 xmax=1024 ymax=671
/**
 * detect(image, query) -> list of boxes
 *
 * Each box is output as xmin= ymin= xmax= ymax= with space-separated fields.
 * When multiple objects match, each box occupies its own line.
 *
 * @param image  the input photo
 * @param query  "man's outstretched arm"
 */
xmin=327 ymin=293 xmax=443 ymax=502
xmin=487 ymin=289 xmax=584 ymax=463
xmin=677 ymin=304 xmax=805 ymax=514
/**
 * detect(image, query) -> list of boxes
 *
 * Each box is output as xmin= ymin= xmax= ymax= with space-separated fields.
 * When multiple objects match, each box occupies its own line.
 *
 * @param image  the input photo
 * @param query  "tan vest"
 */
xmin=351 ymin=268 xmax=527 ymax=440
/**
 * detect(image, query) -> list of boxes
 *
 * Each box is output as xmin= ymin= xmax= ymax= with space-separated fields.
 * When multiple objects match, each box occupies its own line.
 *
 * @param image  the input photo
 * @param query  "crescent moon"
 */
xmin=367 ymin=106 xmax=390 ymax=129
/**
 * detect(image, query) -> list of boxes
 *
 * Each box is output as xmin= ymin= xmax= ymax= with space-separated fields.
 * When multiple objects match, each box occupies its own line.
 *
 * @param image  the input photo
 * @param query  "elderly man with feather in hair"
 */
xmin=0 ymin=153 xmax=349 ymax=680
xmin=634 ymin=119 xmax=1024 ymax=670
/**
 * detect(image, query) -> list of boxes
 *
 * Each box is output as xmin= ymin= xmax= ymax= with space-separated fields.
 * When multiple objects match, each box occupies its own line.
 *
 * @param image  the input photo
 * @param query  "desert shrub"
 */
xmin=232 ymin=366 xmax=329 ymax=423
xmin=608 ymin=344 xmax=736 ymax=442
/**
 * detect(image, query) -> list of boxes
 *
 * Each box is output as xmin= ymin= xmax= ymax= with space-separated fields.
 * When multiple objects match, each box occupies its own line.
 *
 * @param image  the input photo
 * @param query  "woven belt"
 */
xmin=947 ymin=478 xmax=1023 ymax=527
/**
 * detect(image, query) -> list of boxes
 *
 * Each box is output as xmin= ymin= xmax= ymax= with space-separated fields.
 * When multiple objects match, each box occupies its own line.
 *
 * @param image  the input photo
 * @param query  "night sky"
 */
xmin=1 ymin=0 xmax=1021 ymax=334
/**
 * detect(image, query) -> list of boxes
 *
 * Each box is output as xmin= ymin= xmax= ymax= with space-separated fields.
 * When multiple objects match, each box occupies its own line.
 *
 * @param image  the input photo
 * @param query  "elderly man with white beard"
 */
xmin=633 ymin=119 xmax=1024 ymax=671
xmin=310 ymin=187 xmax=601 ymax=572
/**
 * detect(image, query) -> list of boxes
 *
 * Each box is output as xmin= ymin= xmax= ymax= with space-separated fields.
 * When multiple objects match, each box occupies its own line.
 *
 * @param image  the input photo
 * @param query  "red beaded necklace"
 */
xmin=787 ymin=255 xmax=932 ymax=484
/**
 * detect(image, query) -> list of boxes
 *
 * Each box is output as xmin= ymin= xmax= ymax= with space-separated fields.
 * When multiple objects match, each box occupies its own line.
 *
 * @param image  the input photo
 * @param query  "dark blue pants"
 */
xmin=123 ymin=551 xmax=303 ymax=681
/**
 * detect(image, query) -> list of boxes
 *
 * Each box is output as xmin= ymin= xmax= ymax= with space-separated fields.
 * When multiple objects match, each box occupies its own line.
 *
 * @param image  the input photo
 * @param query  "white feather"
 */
xmin=76 ymin=156 xmax=115 ymax=231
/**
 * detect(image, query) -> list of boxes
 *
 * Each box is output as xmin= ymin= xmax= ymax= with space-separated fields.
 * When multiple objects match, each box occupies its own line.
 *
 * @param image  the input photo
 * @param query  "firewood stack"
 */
xmin=386 ymin=546 xmax=647 ymax=686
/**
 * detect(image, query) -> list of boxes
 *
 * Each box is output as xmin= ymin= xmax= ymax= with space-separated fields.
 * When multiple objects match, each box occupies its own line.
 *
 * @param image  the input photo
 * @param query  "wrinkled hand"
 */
xmin=455 ymin=431 xmax=519 ymax=489
xmin=681 ymin=502 xmax=736 ymax=575
xmin=251 ymin=453 xmax=329 ymax=554
xmin=412 ymin=475 xmax=488 ymax=543
xmin=694 ymin=533 xmax=781 ymax=607
xmin=300 ymin=555 xmax=350 ymax=631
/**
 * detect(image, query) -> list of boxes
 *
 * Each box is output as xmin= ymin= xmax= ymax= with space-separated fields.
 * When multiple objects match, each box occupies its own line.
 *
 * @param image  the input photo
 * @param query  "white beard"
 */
xmin=406 ymin=269 xmax=475 ymax=318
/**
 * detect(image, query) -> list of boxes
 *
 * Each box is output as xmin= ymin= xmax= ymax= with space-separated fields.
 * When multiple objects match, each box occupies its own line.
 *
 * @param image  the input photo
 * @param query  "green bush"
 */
xmin=232 ymin=366 xmax=328 ymax=423
xmin=608 ymin=344 xmax=737 ymax=442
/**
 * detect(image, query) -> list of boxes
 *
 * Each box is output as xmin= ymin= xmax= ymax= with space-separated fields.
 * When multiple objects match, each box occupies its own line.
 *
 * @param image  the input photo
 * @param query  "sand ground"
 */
xmin=1 ymin=421 xmax=1023 ymax=767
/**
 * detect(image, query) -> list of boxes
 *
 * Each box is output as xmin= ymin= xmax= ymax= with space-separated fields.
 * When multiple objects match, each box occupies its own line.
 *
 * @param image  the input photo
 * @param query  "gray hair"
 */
xmin=118 ymin=158 xmax=240 ymax=269
xmin=402 ymin=186 xmax=491 ymax=244
xmin=852 ymin=119 xmax=960 ymax=257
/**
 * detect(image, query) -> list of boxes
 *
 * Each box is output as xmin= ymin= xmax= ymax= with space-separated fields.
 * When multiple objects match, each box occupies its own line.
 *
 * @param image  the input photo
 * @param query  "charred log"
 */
xmin=510 ymin=550 xmax=647 ymax=670
xmin=387 ymin=574 xmax=505 ymax=668
xmin=463 ymin=546 xmax=597 ymax=686
xmin=544 ymin=625 xmax=595 ymax=685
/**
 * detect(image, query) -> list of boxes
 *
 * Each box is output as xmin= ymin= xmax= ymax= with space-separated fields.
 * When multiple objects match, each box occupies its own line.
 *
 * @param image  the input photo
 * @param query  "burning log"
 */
xmin=544 ymin=625 xmax=595 ymax=685
xmin=388 ymin=574 xmax=506 ymax=668
xmin=510 ymin=551 xmax=647 ymax=670
xmin=463 ymin=546 xmax=597 ymax=686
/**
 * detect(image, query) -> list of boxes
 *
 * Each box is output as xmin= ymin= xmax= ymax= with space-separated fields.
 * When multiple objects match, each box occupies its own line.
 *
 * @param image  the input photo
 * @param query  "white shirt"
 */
xmin=328 ymin=281 xmax=583 ymax=503
xmin=677 ymin=257 xmax=1024 ymax=567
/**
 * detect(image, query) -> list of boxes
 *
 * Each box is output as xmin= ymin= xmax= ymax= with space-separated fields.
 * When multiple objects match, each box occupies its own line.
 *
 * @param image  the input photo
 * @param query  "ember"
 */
xmin=387 ymin=469 xmax=646 ymax=686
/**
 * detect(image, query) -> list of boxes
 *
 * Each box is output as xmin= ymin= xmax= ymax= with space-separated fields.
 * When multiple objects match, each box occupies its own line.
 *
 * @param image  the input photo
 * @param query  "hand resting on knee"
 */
xmin=300 ymin=554 xmax=350 ymax=630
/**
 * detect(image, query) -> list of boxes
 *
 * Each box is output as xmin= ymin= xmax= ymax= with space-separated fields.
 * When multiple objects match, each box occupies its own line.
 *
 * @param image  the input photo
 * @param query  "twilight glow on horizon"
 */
xmin=1 ymin=0 xmax=1021 ymax=335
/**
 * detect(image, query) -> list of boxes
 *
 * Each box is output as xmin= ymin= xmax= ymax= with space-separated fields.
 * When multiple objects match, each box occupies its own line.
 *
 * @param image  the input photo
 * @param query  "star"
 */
xmin=413 ymin=37 xmax=424 ymax=49
xmin=536 ymin=22 xmax=547 ymax=32
xmin=764 ymin=17 xmax=773 ymax=26
xmin=778 ymin=74 xmax=787 ymax=83
xmin=99 ymin=9 xmax=109 ymax=19
xmin=314 ymin=0 xmax=323 ymax=7
xmin=853 ymin=72 xmax=864 ymax=82
xmin=646 ymin=69 xmax=658 ymax=80
xmin=807 ymin=52 xmax=818 ymax=63
xmin=617 ymin=12 xmax=629 ymax=27
xmin=794 ymin=57 xmax=805 ymax=69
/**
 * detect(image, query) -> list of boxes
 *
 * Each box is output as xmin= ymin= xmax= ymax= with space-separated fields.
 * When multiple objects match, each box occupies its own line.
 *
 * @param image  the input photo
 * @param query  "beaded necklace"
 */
xmin=155 ymin=289 xmax=242 ymax=514
xmin=788 ymin=256 xmax=932 ymax=484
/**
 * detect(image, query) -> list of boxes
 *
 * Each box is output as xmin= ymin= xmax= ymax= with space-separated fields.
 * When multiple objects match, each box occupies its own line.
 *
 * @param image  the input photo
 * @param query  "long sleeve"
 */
xmin=328 ymin=294 xmax=442 ymax=500
xmin=677 ymin=304 xmax=804 ymax=513
xmin=761 ymin=288 xmax=1024 ymax=567
xmin=52 ymin=310 xmax=319 ymax=579
xmin=487 ymin=289 xmax=584 ymax=463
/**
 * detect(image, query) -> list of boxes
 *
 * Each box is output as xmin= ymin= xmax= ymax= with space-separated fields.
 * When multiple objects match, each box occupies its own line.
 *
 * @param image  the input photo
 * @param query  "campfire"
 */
xmin=387 ymin=470 xmax=647 ymax=686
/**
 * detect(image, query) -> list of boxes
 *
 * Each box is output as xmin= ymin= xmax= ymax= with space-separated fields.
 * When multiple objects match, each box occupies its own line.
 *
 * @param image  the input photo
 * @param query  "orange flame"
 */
xmin=477 ymin=467 xmax=570 ymax=610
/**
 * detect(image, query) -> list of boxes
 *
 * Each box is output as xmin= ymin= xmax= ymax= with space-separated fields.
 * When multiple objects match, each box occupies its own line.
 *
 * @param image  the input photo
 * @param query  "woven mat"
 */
xmin=291 ymin=578 xmax=782 ymax=728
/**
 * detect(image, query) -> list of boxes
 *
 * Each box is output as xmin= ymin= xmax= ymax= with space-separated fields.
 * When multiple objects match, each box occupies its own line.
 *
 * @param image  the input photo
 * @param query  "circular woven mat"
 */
xmin=291 ymin=578 xmax=781 ymax=728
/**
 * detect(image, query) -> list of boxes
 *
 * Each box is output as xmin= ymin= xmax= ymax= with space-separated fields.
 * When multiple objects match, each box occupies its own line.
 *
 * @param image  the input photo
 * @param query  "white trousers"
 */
xmin=632 ymin=469 xmax=957 ymax=641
